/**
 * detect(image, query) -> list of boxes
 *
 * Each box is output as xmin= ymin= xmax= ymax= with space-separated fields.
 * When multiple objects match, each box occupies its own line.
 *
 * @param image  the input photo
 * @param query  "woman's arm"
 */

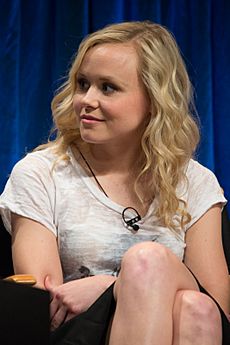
xmin=11 ymin=213 xmax=63 ymax=289
xmin=184 ymin=204 xmax=230 ymax=315
xmin=11 ymin=213 xmax=116 ymax=329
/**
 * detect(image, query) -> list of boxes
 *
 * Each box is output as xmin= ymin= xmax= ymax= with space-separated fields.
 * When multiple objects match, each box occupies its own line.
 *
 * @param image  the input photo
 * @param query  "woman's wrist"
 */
xmin=97 ymin=274 xmax=117 ymax=290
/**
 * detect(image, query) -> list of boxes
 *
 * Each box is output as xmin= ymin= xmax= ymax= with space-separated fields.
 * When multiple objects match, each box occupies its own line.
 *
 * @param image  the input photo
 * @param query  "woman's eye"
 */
xmin=76 ymin=78 xmax=89 ymax=91
xmin=102 ymin=83 xmax=117 ymax=94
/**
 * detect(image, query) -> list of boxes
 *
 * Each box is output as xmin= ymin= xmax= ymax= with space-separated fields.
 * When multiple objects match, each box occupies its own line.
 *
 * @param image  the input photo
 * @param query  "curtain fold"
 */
xmin=0 ymin=0 xmax=229 ymax=207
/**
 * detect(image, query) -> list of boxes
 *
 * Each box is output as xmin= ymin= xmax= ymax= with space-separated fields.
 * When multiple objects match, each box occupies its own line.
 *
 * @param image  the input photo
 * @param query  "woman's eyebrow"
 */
xmin=77 ymin=71 xmax=128 ymax=88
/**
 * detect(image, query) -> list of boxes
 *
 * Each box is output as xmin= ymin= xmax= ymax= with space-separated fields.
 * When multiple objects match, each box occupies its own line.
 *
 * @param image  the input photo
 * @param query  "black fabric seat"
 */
xmin=0 ymin=279 xmax=50 ymax=345
xmin=0 ymin=218 xmax=50 ymax=344
xmin=0 ymin=217 xmax=13 ymax=278
xmin=222 ymin=206 xmax=230 ymax=273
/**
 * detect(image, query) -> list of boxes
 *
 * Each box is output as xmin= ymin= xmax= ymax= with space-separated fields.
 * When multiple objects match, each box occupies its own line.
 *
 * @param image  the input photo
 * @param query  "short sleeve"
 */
xmin=0 ymin=153 xmax=57 ymax=236
xmin=184 ymin=160 xmax=227 ymax=231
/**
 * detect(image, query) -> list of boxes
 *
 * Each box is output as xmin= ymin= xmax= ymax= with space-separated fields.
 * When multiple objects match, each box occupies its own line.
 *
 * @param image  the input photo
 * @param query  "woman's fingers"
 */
xmin=49 ymin=296 xmax=61 ymax=320
xmin=44 ymin=275 xmax=55 ymax=293
xmin=50 ymin=304 xmax=68 ymax=331
xmin=44 ymin=275 xmax=59 ymax=319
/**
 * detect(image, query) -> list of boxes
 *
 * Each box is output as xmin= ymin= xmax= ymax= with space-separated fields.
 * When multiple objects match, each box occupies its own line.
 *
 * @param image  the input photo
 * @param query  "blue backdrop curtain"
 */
xmin=0 ymin=0 xmax=230 ymax=210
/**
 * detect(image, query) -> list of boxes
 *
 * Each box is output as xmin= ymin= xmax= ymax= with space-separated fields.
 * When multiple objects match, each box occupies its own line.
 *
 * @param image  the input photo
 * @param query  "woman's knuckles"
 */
xmin=70 ymin=304 xmax=83 ymax=314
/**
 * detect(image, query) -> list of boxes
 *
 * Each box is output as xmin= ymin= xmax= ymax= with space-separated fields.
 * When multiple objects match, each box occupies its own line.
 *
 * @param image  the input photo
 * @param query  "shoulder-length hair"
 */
xmin=38 ymin=21 xmax=200 ymax=231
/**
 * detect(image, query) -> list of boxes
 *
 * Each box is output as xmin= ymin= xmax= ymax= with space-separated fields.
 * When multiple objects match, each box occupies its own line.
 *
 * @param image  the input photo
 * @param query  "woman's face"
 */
xmin=73 ymin=43 xmax=150 ymax=146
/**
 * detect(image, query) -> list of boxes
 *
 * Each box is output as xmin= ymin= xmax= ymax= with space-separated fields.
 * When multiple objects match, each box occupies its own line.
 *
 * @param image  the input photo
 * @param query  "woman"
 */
xmin=0 ymin=21 xmax=229 ymax=344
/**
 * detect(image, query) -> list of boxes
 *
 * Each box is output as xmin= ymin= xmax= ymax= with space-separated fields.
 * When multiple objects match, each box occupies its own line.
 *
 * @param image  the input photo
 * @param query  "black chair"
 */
xmin=0 ymin=279 xmax=50 ymax=345
xmin=0 ymin=217 xmax=50 ymax=345
xmin=0 ymin=217 xmax=13 ymax=278
xmin=222 ymin=206 xmax=230 ymax=273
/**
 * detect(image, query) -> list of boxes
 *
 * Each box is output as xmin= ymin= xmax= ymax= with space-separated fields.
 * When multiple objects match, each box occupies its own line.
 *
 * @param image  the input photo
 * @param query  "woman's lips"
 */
xmin=80 ymin=115 xmax=104 ymax=123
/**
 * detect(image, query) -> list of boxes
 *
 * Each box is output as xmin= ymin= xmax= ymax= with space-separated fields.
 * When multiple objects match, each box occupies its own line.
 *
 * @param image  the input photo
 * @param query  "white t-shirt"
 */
xmin=0 ymin=147 xmax=226 ymax=282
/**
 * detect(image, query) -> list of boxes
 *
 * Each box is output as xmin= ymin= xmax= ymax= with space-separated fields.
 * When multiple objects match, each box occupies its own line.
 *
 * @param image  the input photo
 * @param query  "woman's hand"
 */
xmin=44 ymin=274 xmax=116 ymax=330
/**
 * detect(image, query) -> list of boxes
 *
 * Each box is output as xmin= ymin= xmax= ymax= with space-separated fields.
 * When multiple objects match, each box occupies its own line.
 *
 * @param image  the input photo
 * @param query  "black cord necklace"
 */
xmin=77 ymin=148 xmax=141 ymax=231
xmin=78 ymin=149 xmax=109 ymax=198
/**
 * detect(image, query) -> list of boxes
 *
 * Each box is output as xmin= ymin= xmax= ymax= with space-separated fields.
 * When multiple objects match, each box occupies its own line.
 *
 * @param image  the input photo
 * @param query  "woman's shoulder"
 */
xmin=184 ymin=158 xmax=225 ymax=192
xmin=182 ymin=159 xmax=226 ymax=227
xmin=185 ymin=159 xmax=223 ymax=189
xmin=186 ymin=159 xmax=215 ymax=178
xmin=16 ymin=146 xmax=59 ymax=168
xmin=9 ymin=146 xmax=83 ymax=190
xmin=172 ymin=159 xmax=227 ymax=232
xmin=12 ymin=146 xmax=71 ymax=176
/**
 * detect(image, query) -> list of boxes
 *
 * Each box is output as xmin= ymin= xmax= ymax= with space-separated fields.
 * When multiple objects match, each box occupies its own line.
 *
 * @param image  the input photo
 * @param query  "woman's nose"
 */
xmin=81 ymin=86 xmax=99 ymax=109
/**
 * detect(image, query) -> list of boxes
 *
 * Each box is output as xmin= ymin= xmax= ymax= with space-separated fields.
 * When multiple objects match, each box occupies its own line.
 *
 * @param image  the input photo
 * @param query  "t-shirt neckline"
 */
xmin=67 ymin=146 xmax=155 ymax=221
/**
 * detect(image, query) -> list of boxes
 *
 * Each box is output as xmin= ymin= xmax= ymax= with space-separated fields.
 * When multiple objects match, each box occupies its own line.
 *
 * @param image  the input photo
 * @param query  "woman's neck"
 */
xmin=75 ymin=141 xmax=144 ymax=175
xmin=72 ymin=141 xmax=153 ymax=215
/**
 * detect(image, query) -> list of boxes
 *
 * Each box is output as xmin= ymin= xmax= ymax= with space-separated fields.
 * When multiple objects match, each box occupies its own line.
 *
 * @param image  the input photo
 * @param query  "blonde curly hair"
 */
xmin=38 ymin=21 xmax=200 ymax=231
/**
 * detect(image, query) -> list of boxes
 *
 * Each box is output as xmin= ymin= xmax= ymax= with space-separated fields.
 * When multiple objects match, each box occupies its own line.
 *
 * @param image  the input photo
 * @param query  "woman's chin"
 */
xmin=79 ymin=134 xmax=104 ymax=145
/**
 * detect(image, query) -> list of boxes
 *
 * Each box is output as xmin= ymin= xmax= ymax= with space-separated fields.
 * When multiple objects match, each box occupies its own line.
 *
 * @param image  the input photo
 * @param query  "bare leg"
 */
xmin=108 ymin=242 xmax=200 ymax=345
xmin=172 ymin=290 xmax=222 ymax=345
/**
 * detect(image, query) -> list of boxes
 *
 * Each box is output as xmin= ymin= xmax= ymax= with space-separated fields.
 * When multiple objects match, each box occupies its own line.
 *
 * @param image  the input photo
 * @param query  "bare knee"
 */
xmin=117 ymin=242 xmax=172 ymax=288
xmin=174 ymin=290 xmax=222 ymax=340
xmin=114 ymin=242 xmax=172 ymax=300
